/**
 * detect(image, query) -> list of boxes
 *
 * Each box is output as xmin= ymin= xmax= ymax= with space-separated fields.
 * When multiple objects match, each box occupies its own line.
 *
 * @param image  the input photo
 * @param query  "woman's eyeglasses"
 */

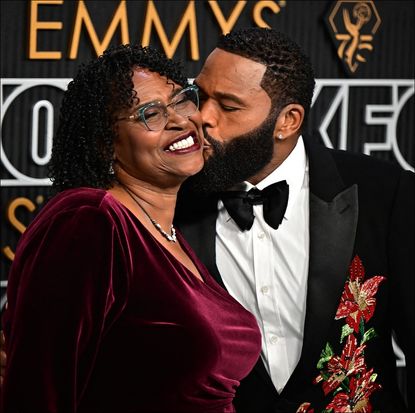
xmin=118 ymin=85 xmax=199 ymax=131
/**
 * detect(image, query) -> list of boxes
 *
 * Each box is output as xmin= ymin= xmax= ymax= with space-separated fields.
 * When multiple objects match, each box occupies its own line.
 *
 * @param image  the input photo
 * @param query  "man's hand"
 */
xmin=0 ymin=331 xmax=6 ymax=386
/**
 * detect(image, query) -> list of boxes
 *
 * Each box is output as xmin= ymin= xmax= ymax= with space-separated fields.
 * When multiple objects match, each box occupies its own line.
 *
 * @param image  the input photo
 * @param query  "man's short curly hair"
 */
xmin=49 ymin=44 xmax=188 ymax=192
xmin=217 ymin=28 xmax=315 ymax=126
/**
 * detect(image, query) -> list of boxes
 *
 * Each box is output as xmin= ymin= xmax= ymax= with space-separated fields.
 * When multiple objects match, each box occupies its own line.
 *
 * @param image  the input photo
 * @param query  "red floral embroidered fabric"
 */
xmin=297 ymin=256 xmax=386 ymax=413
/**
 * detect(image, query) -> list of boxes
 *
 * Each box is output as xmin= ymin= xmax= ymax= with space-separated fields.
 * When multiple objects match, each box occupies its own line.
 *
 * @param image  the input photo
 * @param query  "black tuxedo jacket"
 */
xmin=175 ymin=138 xmax=414 ymax=413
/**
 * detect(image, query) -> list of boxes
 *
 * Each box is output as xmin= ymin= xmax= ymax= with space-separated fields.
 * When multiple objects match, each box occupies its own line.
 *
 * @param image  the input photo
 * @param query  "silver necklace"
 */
xmin=121 ymin=184 xmax=177 ymax=243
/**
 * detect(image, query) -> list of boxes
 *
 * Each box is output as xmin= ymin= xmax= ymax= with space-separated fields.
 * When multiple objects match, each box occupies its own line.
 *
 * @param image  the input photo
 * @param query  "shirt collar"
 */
xmin=236 ymin=136 xmax=308 ymax=220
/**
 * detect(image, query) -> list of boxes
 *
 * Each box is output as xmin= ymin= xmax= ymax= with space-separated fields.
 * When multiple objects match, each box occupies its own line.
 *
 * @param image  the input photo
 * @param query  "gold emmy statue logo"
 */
xmin=328 ymin=1 xmax=381 ymax=73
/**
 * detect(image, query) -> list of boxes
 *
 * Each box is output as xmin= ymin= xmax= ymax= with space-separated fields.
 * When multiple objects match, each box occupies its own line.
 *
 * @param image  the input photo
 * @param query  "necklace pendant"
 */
xmin=167 ymin=226 xmax=177 ymax=243
xmin=151 ymin=218 xmax=177 ymax=243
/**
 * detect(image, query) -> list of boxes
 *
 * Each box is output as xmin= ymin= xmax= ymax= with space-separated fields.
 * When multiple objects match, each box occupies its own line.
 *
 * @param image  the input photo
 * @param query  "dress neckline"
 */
xmin=104 ymin=191 xmax=209 ymax=285
xmin=103 ymin=190 xmax=243 ymax=306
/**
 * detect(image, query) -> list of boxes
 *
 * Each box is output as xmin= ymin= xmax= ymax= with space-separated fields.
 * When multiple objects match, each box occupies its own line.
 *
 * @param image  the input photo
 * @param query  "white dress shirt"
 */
xmin=216 ymin=136 xmax=310 ymax=393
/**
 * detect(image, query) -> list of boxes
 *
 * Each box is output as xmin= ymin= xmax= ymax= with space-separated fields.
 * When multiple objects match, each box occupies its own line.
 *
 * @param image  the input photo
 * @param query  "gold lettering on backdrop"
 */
xmin=69 ymin=0 xmax=129 ymax=59
xmin=253 ymin=1 xmax=281 ymax=28
xmin=208 ymin=1 xmax=247 ymax=34
xmin=142 ymin=0 xmax=199 ymax=60
xmin=29 ymin=0 xmax=63 ymax=59
xmin=26 ymin=1 xmax=290 ymax=61
xmin=2 ymin=198 xmax=37 ymax=262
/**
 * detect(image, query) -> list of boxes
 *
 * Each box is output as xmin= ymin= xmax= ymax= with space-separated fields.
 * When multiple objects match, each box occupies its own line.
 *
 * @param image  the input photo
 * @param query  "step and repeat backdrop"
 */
xmin=1 ymin=0 xmax=413 ymax=384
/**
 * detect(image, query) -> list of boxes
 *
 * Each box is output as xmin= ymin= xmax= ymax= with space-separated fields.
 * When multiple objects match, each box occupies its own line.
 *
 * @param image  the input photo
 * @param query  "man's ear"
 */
xmin=273 ymin=104 xmax=305 ymax=141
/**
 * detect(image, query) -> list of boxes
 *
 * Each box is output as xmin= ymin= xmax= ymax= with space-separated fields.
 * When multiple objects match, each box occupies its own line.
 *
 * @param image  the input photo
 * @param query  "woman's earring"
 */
xmin=109 ymin=158 xmax=116 ymax=175
xmin=277 ymin=134 xmax=284 ymax=140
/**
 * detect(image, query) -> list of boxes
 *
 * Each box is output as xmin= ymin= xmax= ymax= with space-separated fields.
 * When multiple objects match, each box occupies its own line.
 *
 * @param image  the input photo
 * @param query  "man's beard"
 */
xmin=185 ymin=113 xmax=276 ymax=194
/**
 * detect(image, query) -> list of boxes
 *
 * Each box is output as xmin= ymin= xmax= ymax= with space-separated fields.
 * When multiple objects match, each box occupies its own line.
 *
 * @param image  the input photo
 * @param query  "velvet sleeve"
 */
xmin=2 ymin=205 xmax=127 ymax=413
xmin=388 ymin=169 xmax=415 ymax=410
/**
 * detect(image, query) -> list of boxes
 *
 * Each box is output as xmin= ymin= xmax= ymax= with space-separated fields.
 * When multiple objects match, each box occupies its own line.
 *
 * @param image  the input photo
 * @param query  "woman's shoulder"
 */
xmin=25 ymin=187 xmax=119 ymax=237
xmin=39 ymin=187 xmax=127 ymax=217
xmin=46 ymin=187 xmax=109 ymax=210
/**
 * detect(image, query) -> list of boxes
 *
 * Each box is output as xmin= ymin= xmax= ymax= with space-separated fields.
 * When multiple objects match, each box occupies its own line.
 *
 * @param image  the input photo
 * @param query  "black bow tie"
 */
xmin=220 ymin=181 xmax=289 ymax=231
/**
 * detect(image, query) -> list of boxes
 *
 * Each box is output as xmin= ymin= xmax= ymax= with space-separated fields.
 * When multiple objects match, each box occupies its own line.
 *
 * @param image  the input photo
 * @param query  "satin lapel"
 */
xmin=176 ymin=196 xmax=225 ymax=288
xmin=283 ymin=140 xmax=359 ymax=395
xmin=179 ymin=204 xmax=225 ymax=288
xmin=304 ymin=186 xmax=358 ymax=363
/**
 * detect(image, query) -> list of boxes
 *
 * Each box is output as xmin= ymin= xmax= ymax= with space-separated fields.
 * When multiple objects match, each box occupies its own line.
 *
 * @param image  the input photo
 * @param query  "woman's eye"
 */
xmin=175 ymin=96 xmax=188 ymax=104
xmin=144 ymin=110 xmax=160 ymax=119
xmin=174 ymin=97 xmax=189 ymax=108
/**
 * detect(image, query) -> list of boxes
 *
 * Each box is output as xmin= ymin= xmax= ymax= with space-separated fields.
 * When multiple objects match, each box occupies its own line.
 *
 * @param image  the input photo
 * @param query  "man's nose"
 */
xmin=199 ymin=100 xmax=217 ymax=128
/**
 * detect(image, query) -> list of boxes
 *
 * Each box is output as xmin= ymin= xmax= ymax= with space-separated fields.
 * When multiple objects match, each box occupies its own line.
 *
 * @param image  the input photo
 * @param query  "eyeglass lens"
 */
xmin=142 ymin=87 xmax=199 ymax=131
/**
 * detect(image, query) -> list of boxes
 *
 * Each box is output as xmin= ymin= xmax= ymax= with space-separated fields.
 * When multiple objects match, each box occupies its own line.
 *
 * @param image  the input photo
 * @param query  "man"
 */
xmin=176 ymin=28 xmax=414 ymax=412
xmin=1 ymin=28 xmax=414 ymax=412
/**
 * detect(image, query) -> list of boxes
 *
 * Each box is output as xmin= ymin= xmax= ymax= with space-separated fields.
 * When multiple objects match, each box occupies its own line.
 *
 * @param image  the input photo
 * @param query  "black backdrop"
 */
xmin=1 ymin=0 xmax=413 ymax=394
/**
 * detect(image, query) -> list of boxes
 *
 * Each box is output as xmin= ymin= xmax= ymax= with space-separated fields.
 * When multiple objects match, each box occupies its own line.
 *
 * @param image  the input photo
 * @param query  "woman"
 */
xmin=1 ymin=44 xmax=261 ymax=413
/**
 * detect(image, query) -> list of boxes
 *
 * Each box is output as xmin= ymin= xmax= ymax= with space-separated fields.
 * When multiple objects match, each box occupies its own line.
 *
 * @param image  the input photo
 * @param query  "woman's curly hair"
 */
xmin=217 ymin=28 xmax=315 ymax=128
xmin=49 ymin=44 xmax=188 ymax=192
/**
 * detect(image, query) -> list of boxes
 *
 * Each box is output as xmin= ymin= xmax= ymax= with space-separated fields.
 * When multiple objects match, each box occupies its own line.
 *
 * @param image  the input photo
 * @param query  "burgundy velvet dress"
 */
xmin=2 ymin=188 xmax=261 ymax=413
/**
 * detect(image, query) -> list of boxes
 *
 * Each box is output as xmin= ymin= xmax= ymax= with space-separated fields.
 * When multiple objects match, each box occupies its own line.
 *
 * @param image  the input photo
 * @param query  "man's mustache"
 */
xmin=201 ymin=126 xmax=217 ymax=152
xmin=202 ymin=126 xmax=220 ymax=151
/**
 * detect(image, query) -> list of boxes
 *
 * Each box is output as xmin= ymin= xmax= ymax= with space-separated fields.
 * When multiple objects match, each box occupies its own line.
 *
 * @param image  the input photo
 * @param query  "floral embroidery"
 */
xmin=325 ymin=369 xmax=382 ymax=413
xmin=335 ymin=256 xmax=385 ymax=333
xmin=296 ymin=256 xmax=386 ymax=413
xmin=314 ymin=335 xmax=366 ymax=396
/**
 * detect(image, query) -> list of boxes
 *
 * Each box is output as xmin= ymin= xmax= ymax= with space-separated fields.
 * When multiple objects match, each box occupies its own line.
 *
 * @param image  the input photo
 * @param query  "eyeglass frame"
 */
xmin=117 ymin=85 xmax=199 ymax=131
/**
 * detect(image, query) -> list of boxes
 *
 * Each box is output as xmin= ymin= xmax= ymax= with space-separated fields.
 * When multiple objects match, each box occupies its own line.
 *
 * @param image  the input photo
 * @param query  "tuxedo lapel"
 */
xmin=176 ymin=195 xmax=225 ymax=289
xmin=283 ymin=140 xmax=359 ymax=395
xmin=303 ymin=186 xmax=358 ymax=363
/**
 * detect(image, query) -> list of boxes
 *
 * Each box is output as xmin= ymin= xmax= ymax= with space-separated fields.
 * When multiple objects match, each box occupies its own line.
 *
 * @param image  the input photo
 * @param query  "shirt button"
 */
xmin=261 ymin=286 xmax=269 ymax=294
xmin=270 ymin=335 xmax=279 ymax=344
xmin=257 ymin=232 xmax=265 ymax=239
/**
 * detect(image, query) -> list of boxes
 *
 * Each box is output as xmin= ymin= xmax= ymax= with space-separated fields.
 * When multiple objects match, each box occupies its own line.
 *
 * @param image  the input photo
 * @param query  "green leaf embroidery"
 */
xmin=317 ymin=342 xmax=334 ymax=369
xmin=340 ymin=324 xmax=354 ymax=343
xmin=361 ymin=327 xmax=378 ymax=345
xmin=370 ymin=373 xmax=378 ymax=382
xmin=359 ymin=317 xmax=365 ymax=337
